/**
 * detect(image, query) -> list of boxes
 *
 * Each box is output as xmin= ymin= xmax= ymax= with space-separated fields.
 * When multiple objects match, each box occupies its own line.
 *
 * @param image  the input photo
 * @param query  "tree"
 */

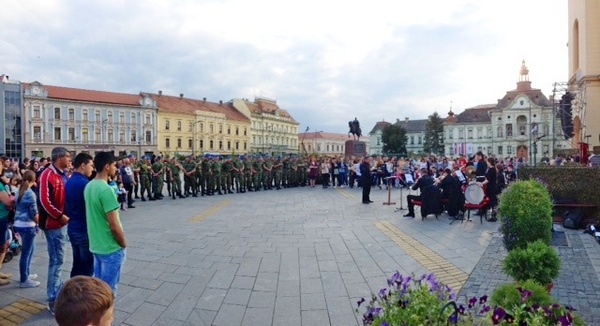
xmin=382 ymin=124 xmax=408 ymax=156
xmin=423 ymin=112 xmax=445 ymax=156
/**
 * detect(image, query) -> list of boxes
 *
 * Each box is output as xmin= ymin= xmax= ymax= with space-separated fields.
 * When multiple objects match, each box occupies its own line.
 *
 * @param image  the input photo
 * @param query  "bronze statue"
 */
xmin=348 ymin=117 xmax=362 ymax=141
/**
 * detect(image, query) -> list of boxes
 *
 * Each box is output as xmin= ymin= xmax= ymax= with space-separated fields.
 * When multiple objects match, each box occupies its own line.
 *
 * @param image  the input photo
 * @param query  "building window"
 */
xmin=219 ymin=125 xmax=222 ymax=134
xmin=200 ymin=140 xmax=204 ymax=149
xmin=227 ymin=126 xmax=231 ymax=135
xmin=166 ymin=138 xmax=170 ymax=148
xmin=145 ymin=114 xmax=151 ymax=125
xmin=507 ymin=146 xmax=513 ymax=155
xmin=119 ymin=130 xmax=125 ymax=143
xmin=108 ymin=111 xmax=113 ymax=123
xmin=188 ymin=121 xmax=193 ymax=132
xmin=82 ymin=128 xmax=89 ymax=142
xmin=506 ymin=124 xmax=513 ymax=137
xmin=497 ymin=126 xmax=503 ymax=138
xmin=119 ymin=112 xmax=125 ymax=123
xmin=68 ymin=108 xmax=75 ymax=121
xmin=236 ymin=127 xmax=239 ymax=135
xmin=219 ymin=141 xmax=223 ymax=149
xmin=68 ymin=128 xmax=75 ymax=141
xmin=95 ymin=129 xmax=101 ymax=142
xmin=108 ymin=129 xmax=114 ymax=142
xmin=210 ymin=140 xmax=214 ymax=149
xmin=199 ymin=123 xmax=203 ymax=132
xmin=244 ymin=142 xmax=247 ymax=150
xmin=410 ymin=136 xmax=414 ymax=145
xmin=82 ymin=110 xmax=88 ymax=122
xmin=497 ymin=146 xmax=503 ymax=155
xmin=177 ymin=138 xmax=182 ymax=148
xmin=210 ymin=124 xmax=214 ymax=133
xmin=95 ymin=110 xmax=101 ymax=122
xmin=131 ymin=112 xmax=136 ymax=123
xmin=467 ymin=129 xmax=473 ymax=139
xmin=145 ymin=130 xmax=152 ymax=142
xmin=177 ymin=121 xmax=181 ymax=131
xmin=235 ymin=141 xmax=239 ymax=150
xmin=188 ymin=138 xmax=192 ymax=148
xmin=418 ymin=136 xmax=422 ymax=145
xmin=54 ymin=127 xmax=61 ymax=140
xmin=448 ymin=128 xmax=453 ymax=140
xmin=54 ymin=107 xmax=61 ymax=119
xmin=165 ymin=120 xmax=170 ymax=130
xmin=376 ymin=138 xmax=380 ymax=145
xmin=253 ymin=136 xmax=256 ymax=144
xmin=33 ymin=105 xmax=41 ymax=118
xmin=327 ymin=144 xmax=330 ymax=152
xmin=244 ymin=128 xmax=247 ymax=136
xmin=227 ymin=141 xmax=231 ymax=150
xmin=33 ymin=126 xmax=41 ymax=140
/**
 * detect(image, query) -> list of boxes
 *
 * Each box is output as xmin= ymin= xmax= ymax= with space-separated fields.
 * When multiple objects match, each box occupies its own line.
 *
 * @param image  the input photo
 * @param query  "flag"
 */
xmin=531 ymin=124 xmax=538 ymax=134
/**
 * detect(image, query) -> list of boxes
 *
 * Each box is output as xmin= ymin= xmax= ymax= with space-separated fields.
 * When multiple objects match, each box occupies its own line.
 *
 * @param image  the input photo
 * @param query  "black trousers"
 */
xmin=407 ymin=194 xmax=421 ymax=215
xmin=124 ymin=182 xmax=134 ymax=206
xmin=362 ymin=184 xmax=371 ymax=203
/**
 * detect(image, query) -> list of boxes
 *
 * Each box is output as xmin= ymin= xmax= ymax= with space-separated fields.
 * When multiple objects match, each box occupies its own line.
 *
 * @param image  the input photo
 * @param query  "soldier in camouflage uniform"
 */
xmin=252 ymin=156 xmax=263 ymax=192
xmin=152 ymin=156 xmax=164 ymax=199
xmin=290 ymin=157 xmax=298 ymax=187
xmin=262 ymin=156 xmax=273 ymax=190
xmin=244 ymin=154 xmax=254 ymax=192
xmin=170 ymin=157 xmax=185 ymax=199
xmin=282 ymin=156 xmax=291 ymax=188
xmin=183 ymin=156 xmax=197 ymax=197
xmin=210 ymin=156 xmax=222 ymax=195
xmin=163 ymin=157 xmax=172 ymax=197
xmin=131 ymin=155 xmax=141 ymax=198
xmin=140 ymin=156 xmax=154 ymax=201
xmin=232 ymin=155 xmax=245 ymax=193
xmin=298 ymin=156 xmax=307 ymax=187
xmin=221 ymin=156 xmax=234 ymax=194
xmin=273 ymin=156 xmax=283 ymax=190
xmin=201 ymin=154 xmax=212 ymax=195
xmin=194 ymin=156 xmax=203 ymax=196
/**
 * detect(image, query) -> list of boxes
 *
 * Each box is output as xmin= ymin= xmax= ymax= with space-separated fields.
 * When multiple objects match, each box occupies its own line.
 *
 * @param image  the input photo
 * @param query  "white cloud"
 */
xmin=0 ymin=0 xmax=567 ymax=135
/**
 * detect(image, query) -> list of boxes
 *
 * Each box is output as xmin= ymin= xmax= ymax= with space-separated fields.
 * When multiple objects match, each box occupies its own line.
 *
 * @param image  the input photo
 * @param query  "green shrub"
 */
xmin=498 ymin=180 xmax=553 ymax=251
xmin=490 ymin=280 xmax=553 ymax=308
xmin=502 ymin=240 xmax=561 ymax=285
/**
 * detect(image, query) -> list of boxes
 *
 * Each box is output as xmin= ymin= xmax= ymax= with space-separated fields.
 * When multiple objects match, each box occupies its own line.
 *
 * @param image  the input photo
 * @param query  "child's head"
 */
xmin=55 ymin=276 xmax=114 ymax=326
xmin=11 ymin=175 xmax=21 ymax=186
xmin=118 ymin=182 xmax=124 ymax=188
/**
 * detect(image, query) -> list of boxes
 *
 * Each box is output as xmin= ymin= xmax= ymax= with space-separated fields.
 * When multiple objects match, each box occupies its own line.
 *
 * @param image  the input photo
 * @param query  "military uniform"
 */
xmin=152 ymin=158 xmax=164 ymax=199
xmin=298 ymin=158 xmax=307 ymax=186
xmin=290 ymin=158 xmax=299 ymax=187
xmin=183 ymin=157 xmax=197 ymax=197
xmin=262 ymin=158 xmax=273 ymax=190
xmin=210 ymin=157 xmax=222 ymax=195
xmin=244 ymin=156 xmax=254 ymax=191
xmin=132 ymin=158 xmax=141 ymax=198
xmin=140 ymin=158 xmax=154 ymax=201
xmin=252 ymin=157 xmax=263 ymax=191
xmin=282 ymin=157 xmax=291 ymax=188
xmin=201 ymin=157 xmax=212 ymax=195
xmin=232 ymin=156 xmax=245 ymax=193
xmin=170 ymin=159 xmax=184 ymax=199
xmin=164 ymin=158 xmax=172 ymax=196
xmin=272 ymin=157 xmax=283 ymax=190
xmin=221 ymin=157 xmax=234 ymax=194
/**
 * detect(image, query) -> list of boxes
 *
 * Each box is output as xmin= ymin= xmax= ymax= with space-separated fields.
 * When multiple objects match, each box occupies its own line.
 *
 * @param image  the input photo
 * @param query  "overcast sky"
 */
xmin=1 ymin=0 xmax=567 ymax=134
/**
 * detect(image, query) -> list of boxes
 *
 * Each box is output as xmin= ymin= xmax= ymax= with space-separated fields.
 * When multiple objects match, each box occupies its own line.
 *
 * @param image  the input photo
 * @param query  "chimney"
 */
xmin=180 ymin=93 xmax=184 ymax=98
xmin=158 ymin=90 xmax=162 ymax=96
xmin=203 ymin=97 xmax=206 ymax=102
xmin=219 ymin=100 xmax=223 ymax=105
xmin=404 ymin=117 xmax=409 ymax=123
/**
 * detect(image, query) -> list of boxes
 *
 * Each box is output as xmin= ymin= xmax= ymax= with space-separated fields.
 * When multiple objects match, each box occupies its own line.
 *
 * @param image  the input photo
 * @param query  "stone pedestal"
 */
xmin=344 ymin=140 xmax=367 ymax=159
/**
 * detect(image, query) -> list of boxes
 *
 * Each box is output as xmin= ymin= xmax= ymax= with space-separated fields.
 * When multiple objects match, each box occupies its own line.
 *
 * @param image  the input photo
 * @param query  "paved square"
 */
xmin=0 ymin=186 xmax=522 ymax=325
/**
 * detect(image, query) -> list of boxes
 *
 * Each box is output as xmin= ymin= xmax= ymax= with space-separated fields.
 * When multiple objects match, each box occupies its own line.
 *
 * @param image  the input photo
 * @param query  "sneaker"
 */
xmin=0 ymin=278 xmax=9 ymax=286
xmin=20 ymin=279 xmax=41 ymax=288
xmin=28 ymin=274 xmax=38 ymax=280
xmin=0 ymin=272 xmax=12 ymax=279
xmin=47 ymin=301 xmax=56 ymax=315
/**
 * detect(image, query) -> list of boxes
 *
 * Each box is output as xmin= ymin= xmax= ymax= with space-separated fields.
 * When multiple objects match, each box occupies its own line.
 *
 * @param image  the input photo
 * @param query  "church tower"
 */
xmin=568 ymin=0 xmax=600 ymax=149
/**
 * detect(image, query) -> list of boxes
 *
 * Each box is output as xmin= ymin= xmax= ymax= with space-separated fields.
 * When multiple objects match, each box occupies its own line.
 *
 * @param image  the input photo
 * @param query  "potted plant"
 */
xmin=499 ymin=180 xmax=554 ymax=251
xmin=502 ymin=240 xmax=561 ymax=290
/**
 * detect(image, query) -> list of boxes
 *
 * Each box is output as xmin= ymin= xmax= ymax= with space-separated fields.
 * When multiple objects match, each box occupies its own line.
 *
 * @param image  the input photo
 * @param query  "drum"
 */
xmin=465 ymin=183 xmax=485 ymax=204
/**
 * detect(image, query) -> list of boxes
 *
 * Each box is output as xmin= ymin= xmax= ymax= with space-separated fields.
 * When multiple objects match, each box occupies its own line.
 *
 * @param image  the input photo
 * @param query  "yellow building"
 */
xmin=232 ymin=97 xmax=300 ymax=155
xmin=153 ymin=93 xmax=251 ymax=156
xmin=568 ymin=0 xmax=600 ymax=149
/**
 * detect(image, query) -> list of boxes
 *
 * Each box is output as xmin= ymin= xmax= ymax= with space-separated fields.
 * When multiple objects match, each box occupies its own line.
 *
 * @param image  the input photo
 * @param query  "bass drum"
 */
xmin=464 ymin=183 xmax=485 ymax=205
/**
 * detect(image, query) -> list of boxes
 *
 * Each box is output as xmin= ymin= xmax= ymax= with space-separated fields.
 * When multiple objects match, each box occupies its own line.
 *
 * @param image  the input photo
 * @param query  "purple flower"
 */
xmin=378 ymin=288 xmax=387 ymax=298
xmin=458 ymin=304 xmax=465 ymax=315
xmin=479 ymin=295 xmax=488 ymax=304
xmin=468 ymin=296 xmax=477 ymax=308
xmin=479 ymin=305 xmax=491 ymax=314
xmin=491 ymin=307 xmax=506 ymax=325
xmin=381 ymin=322 xmax=389 ymax=326
xmin=357 ymin=298 xmax=365 ymax=307
xmin=558 ymin=313 xmax=573 ymax=326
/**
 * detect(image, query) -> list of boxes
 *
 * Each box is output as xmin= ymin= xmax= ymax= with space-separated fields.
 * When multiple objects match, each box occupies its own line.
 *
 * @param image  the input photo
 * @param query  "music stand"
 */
xmin=394 ymin=173 xmax=412 ymax=212
xmin=383 ymin=176 xmax=396 ymax=205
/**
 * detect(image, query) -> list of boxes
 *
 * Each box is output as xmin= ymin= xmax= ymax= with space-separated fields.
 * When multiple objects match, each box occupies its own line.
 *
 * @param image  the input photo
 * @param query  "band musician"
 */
xmin=404 ymin=168 xmax=434 ymax=218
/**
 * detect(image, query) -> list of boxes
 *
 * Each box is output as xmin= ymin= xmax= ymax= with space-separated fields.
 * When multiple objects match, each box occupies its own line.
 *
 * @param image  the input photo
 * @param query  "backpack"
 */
xmin=563 ymin=209 xmax=583 ymax=229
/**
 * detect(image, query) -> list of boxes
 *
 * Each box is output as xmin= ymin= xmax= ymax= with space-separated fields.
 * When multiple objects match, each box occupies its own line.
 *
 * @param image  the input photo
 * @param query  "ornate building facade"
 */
xmin=297 ymin=131 xmax=351 ymax=157
xmin=22 ymin=82 xmax=158 ymax=158
xmin=568 ymin=0 xmax=600 ymax=149
xmin=368 ymin=120 xmax=391 ymax=155
xmin=153 ymin=94 xmax=250 ymax=156
xmin=232 ymin=97 xmax=299 ymax=155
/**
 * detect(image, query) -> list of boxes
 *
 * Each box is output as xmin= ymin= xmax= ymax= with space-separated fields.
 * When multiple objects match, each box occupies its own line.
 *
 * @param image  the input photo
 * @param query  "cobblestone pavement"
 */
xmin=0 ymin=186 xmax=597 ymax=325
xmin=458 ymin=226 xmax=600 ymax=325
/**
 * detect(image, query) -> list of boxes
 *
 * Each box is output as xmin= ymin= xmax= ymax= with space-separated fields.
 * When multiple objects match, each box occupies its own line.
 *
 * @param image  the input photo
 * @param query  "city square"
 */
xmin=1 ymin=185 xmax=600 ymax=325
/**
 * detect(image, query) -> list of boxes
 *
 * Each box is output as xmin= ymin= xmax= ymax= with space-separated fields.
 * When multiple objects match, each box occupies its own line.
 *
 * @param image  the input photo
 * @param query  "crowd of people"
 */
xmin=0 ymin=147 xmax=125 ymax=326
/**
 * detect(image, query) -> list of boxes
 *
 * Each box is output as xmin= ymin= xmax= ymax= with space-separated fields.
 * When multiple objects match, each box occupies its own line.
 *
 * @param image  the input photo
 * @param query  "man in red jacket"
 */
xmin=39 ymin=147 xmax=71 ymax=315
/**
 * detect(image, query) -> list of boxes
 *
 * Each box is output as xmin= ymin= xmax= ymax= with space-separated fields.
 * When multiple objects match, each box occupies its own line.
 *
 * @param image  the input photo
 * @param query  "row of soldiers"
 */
xmin=128 ymin=154 xmax=312 ymax=200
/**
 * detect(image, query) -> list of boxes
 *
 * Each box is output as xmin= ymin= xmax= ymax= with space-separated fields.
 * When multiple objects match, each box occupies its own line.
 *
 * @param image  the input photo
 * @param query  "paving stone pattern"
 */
xmin=0 ymin=186 xmax=598 ymax=325
xmin=459 ymin=231 xmax=600 ymax=325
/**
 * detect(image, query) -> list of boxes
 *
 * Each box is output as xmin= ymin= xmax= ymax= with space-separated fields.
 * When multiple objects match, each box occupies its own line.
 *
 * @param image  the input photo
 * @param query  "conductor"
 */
xmin=404 ymin=168 xmax=434 ymax=218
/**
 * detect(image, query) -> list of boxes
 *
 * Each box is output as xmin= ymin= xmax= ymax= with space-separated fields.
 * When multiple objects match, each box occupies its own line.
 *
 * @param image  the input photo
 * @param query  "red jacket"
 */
xmin=39 ymin=164 xmax=67 ymax=230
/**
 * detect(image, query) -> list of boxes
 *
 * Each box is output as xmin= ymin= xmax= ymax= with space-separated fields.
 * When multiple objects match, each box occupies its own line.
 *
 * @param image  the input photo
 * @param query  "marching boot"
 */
xmin=248 ymin=187 xmax=254 ymax=192
xmin=218 ymin=190 xmax=223 ymax=195
xmin=178 ymin=192 xmax=185 ymax=198
xmin=172 ymin=193 xmax=176 ymax=199
xmin=228 ymin=189 xmax=234 ymax=194
xmin=141 ymin=197 xmax=146 ymax=202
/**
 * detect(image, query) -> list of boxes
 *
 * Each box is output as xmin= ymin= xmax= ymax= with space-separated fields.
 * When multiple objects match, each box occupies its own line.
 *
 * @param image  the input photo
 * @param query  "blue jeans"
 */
xmin=15 ymin=226 xmax=36 ymax=283
xmin=94 ymin=248 xmax=126 ymax=297
xmin=44 ymin=226 xmax=68 ymax=302
xmin=68 ymin=232 xmax=94 ymax=277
